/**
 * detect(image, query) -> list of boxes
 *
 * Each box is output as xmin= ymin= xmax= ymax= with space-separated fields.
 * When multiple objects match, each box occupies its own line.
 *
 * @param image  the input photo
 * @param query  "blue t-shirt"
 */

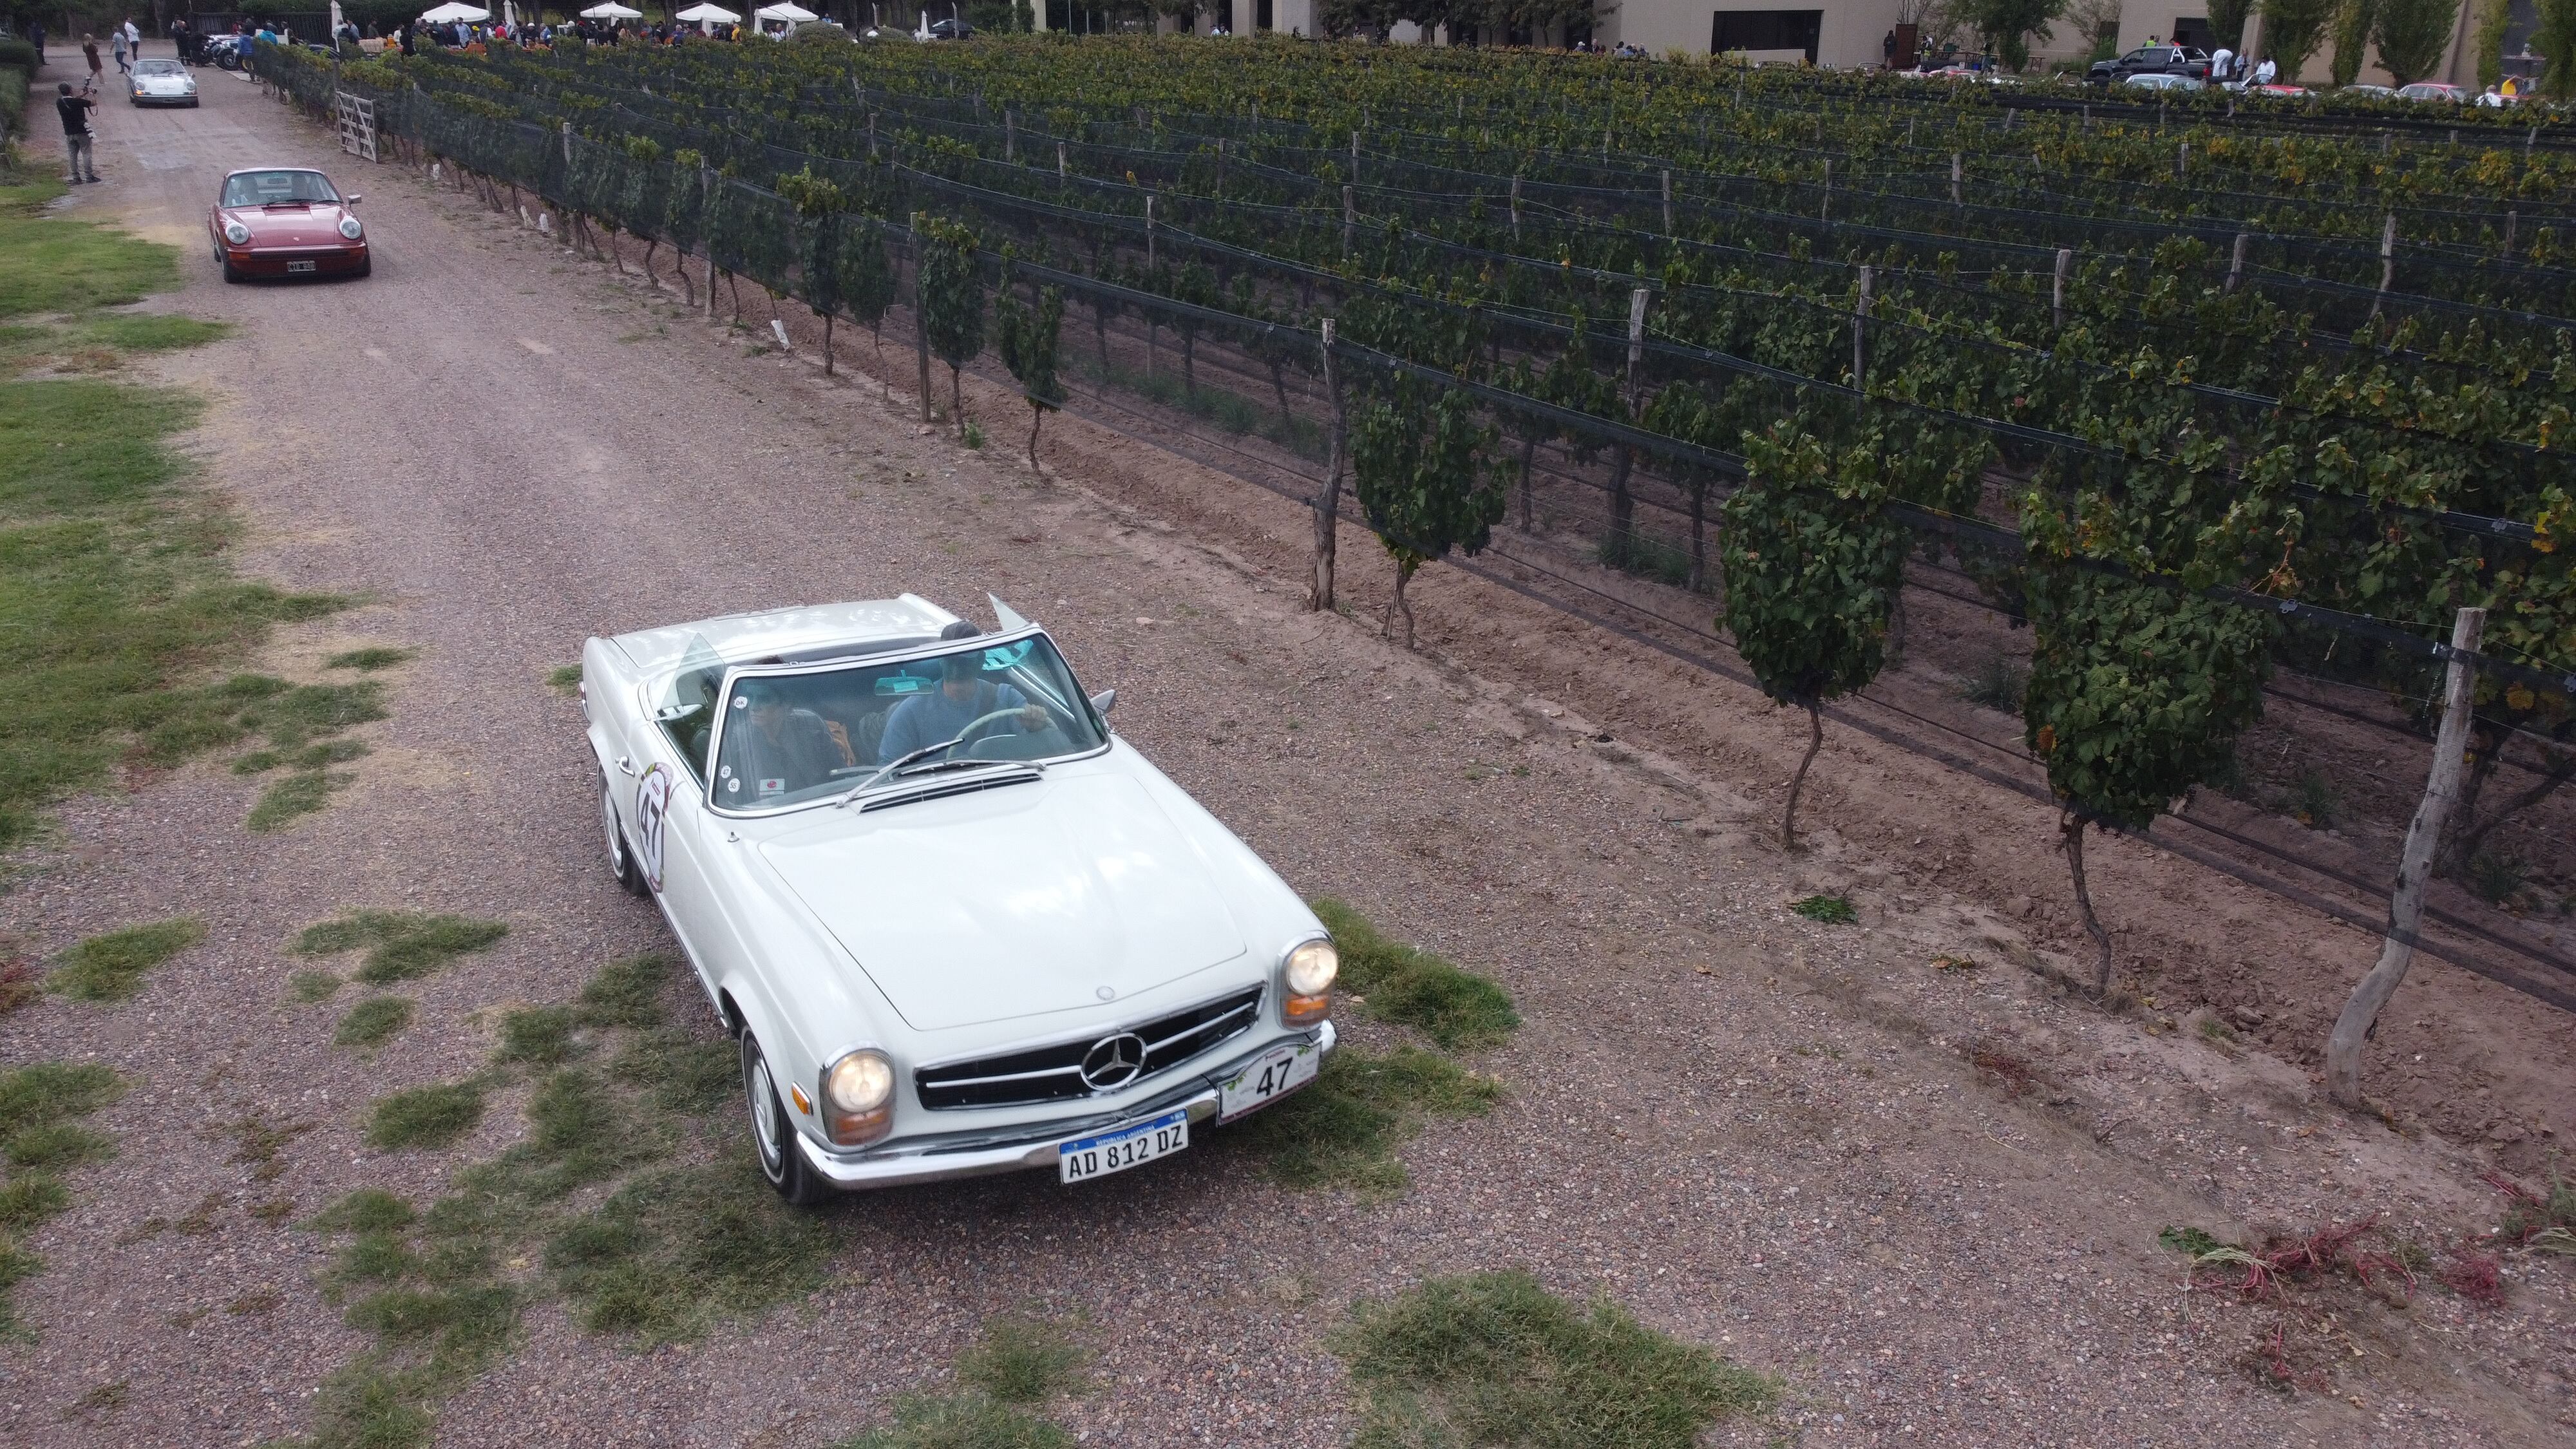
xmin=878 ymin=681 xmax=1027 ymax=762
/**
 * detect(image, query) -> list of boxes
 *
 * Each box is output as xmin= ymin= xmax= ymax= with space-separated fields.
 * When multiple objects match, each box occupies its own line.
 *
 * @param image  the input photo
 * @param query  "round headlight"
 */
xmin=823 ymin=1050 xmax=893 ymax=1115
xmin=339 ymin=216 xmax=365 ymax=240
xmin=223 ymin=222 xmax=251 ymax=245
xmin=1284 ymin=939 xmax=1338 ymax=996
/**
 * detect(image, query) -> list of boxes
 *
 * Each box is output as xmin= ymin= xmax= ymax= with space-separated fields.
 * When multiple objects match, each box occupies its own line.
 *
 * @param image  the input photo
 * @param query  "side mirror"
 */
xmin=347 ymin=194 xmax=363 ymax=204
xmin=1088 ymin=689 xmax=1115 ymax=716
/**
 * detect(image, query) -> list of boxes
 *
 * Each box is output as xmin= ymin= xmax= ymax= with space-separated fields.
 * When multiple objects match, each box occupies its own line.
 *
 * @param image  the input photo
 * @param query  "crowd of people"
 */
xmin=398 ymin=17 xmax=761 ymax=52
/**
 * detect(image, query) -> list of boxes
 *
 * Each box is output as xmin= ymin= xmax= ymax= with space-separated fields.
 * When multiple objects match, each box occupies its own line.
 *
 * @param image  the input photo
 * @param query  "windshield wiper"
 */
xmin=836 ymin=735 xmax=965 ymax=806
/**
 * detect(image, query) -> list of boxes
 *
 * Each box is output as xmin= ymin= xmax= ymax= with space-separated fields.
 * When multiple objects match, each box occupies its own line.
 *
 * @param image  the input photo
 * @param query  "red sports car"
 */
xmin=208 ymin=167 xmax=370 ymax=282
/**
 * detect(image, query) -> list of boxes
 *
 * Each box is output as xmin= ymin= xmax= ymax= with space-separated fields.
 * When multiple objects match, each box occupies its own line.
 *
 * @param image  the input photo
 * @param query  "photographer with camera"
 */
xmin=57 ymin=79 xmax=102 ymax=186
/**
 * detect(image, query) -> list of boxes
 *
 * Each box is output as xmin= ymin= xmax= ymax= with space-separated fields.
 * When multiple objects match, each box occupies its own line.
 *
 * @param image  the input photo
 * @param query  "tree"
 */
xmin=1349 ymin=375 xmax=1506 ymax=648
xmin=2539 ymin=0 xmax=2576 ymax=97
xmin=915 ymin=214 xmax=985 ymax=440
xmin=2474 ymin=0 xmax=2512 ymax=88
xmin=2372 ymin=0 xmax=2461 ymax=84
xmin=994 ymin=268 xmax=1066 ymax=469
xmin=1720 ymin=425 xmax=1908 ymax=852
xmin=1954 ymin=0 xmax=2068 ymax=70
xmin=2331 ymin=0 xmax=2375 ymax=86
xmin=776 ymin=167 xmax=849 ymax=375
xmin=2260 ymin=0 xmax=2340 ymax=79
xmin=2206 ymin=0 xmax=2257 ymax=52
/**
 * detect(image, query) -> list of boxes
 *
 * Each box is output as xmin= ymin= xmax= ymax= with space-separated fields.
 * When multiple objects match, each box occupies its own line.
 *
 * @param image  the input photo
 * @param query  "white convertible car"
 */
xmin=580 ymin=595 xmax=1338 ymax=1202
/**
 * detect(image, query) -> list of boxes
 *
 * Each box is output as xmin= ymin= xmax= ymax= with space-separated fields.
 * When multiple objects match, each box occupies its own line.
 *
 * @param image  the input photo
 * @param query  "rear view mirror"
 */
xmin=1088 ymin=689 xmax=1115 ymax=715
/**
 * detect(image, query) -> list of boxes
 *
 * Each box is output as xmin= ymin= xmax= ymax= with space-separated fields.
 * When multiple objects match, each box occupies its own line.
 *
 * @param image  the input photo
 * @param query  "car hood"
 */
xmin=757 ymin=771 xmax=1250 ymax=1033
xmin=223 ymin=204 xmax=350 ymax=247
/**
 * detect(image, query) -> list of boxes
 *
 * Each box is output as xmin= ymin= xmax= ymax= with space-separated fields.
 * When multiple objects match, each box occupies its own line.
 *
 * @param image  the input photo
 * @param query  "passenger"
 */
xmin=724 ymin=682 xmax=851 ymax=802
xmin=878 ymin=653 xmax=1045 ymax=763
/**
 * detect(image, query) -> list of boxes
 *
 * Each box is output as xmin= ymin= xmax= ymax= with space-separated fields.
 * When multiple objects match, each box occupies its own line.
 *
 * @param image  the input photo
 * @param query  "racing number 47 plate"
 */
xmin=1059 ymin=1110 xmax=1189 ymax=1184
xmin=1218 ymin=1040 xmax=1321 ymax=1122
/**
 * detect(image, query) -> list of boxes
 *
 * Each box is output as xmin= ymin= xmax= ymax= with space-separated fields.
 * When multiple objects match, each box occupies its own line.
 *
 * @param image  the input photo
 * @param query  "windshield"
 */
xmin=135 ymin=59 xmax=184 ymax=75
xmin=222 ymin=171 xmax=339 ymax=207
xmin=708 ymin=634 xmax=1104 ymax=812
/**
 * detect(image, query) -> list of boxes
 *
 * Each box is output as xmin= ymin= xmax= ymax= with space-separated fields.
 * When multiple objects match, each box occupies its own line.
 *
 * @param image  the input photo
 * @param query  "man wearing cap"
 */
xmin=878 ymin=652 xmax=1046 ymax=764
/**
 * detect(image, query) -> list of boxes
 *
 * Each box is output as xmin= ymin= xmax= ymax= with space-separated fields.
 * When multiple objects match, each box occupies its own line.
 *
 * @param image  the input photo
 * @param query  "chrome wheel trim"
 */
xmin=746 ymin=1045 xmax=784 ymax=1179
xmin=600 ymin=778 xmax=628 ymax=878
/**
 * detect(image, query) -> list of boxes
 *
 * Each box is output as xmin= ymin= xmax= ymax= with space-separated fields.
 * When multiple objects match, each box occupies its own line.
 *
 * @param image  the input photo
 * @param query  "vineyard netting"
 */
xmin=256 ymin=35 xmax=2573 ymax=1008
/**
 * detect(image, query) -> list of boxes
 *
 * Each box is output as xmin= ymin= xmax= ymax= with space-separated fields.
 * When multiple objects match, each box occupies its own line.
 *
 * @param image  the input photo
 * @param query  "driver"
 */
xmin=724 ymin=681 xmax=851 ymax=802
xmin=878 ymin=652 xmax=1047 ymax=763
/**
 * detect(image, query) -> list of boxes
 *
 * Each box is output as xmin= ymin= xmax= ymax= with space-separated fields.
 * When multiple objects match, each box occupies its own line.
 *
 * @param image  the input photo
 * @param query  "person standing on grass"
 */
xmin=59 ymin=81 xmax=102 ymax=185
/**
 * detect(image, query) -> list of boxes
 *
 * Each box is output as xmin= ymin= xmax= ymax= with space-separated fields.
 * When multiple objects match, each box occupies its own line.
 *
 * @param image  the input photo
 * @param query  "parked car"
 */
xmin=926 ymin=15 xmax=970 ymax=37
xmin=2398 ymin=81 xmax=2467 ymax=103
xmin=2121 ymin=70 xmax=2206 ymax=92
xmin=2339 ymin=82 xmax=2397 ymax=99
xmin=128 ymin=57 xmax=198 ymax=106
xmin=207 ymin=167 xmax=370 ymax=281
xmin=2088 ymin=44 xmax=2210 ymax=84
xmin=581 ymin=596 xmax=1341 ymax=1203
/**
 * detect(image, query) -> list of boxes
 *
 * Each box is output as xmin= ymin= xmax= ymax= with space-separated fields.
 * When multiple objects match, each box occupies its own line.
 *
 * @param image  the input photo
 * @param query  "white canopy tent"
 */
xmin=417 ymin=2 xmax=490 ymax=22
xmin=578 ymin=2 xmax=643 ymax=16
xmin=674 ymin=2 xmax=741 ymax=24
xmin=753 ymin=1 xmax=817 ymax=34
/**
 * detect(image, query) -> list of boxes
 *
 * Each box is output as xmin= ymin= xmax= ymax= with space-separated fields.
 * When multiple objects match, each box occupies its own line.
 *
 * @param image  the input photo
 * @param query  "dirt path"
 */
xmin=1 ymin=50 xmax=2568 ymax=1448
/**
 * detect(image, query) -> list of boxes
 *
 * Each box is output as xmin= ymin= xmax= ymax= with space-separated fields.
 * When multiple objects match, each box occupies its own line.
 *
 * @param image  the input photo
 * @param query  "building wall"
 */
xmin=1602 ymin=0 xmax=1906 ymax=69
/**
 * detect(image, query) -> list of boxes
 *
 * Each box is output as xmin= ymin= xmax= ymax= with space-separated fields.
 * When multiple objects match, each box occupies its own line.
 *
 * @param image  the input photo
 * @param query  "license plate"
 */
xmin=286 ymin=260 xmax=317 ymax=273
xmin=1218 ymin=1041 xmax=1321 ymax=1122
xmin=1057 ymin=1109 xmax=1188 ymax=1184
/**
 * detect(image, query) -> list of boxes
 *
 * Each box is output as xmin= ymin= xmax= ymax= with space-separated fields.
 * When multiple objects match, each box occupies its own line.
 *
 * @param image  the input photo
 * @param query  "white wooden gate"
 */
xmin=335 ymin=91 xmax=377 ymax=163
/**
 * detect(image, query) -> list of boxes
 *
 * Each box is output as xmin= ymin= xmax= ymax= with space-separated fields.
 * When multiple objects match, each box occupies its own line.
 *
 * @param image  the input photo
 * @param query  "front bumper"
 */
xmin=795 ymin=1019 xmax=1336 ymax=1190
xmin=133 ymin=91 xmax=199 ymax=105
xmin=228 ymin=243 xmax=367 ymax=277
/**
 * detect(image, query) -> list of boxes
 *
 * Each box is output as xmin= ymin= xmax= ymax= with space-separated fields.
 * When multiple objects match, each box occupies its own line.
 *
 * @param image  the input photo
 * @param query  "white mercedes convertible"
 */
xmin=580 ymin=596 xmax=1338 ymax=1202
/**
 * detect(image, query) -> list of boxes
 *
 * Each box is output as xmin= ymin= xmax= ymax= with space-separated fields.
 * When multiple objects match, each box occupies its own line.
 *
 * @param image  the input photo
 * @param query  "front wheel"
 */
xmin=742 ymin=1032 xmax=831 ymax=1206
xmin=600 ymin=773 xmax=643 ymax=895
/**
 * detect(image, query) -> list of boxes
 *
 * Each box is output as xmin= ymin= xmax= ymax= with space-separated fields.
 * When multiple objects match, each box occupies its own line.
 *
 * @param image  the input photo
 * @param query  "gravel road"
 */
xmin=1 ymin=48 xmax=2567 ymax=1448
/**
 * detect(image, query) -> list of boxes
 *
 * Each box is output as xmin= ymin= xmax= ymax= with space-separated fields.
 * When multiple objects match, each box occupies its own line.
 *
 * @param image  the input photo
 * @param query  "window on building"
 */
xmin=1710 ymin=9 xmax=1823 ymax=62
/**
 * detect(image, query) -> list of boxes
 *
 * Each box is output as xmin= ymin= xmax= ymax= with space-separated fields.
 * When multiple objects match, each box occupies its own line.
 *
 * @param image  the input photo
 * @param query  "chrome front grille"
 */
xmin=914 ymin=986 xmax=1264 ymax=1110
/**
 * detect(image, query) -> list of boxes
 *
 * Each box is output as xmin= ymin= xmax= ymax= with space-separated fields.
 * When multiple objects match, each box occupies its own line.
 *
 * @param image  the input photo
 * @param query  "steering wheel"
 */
xmin=954 ymin=703 xmax=1067 ymax=755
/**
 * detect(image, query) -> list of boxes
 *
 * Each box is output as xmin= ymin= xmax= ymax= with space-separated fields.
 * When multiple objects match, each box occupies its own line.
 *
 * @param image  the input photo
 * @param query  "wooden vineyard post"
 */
xmin=1309 ymin=319 xmax=1345 ymax=612
xmin=1821 ymin=158 xmax=1831 ymax=222
xmin=1005 ymin=108 xmax=1016 ymax=163
xmin=1510 ymin=174 xmax=1522 ymax=240
xmin=2505 ymin=210 xmax=2519 ymax=260
xmin=1215 ymin=136 xmax=1226 ymax=193
xmin=1950 ymin=152 xmax=1962 ymax=206
xmin=2228 ymin=232 xmax=2247 ymax=292
xmin=2176 ymin=139 xmax=2188 ymax=177
xmin=1057 ymin=140 xmax=1066 ymax=183
xmin=1660 ymin=168 xmax=1672 ymax=233
xmin=2327 ymin=609 xmax=2485 ymax=1108
xmin=911 ymin=220 xmax=933 ymax=426
xmin=867 ymin=111 xmax=877 ymax=160
xmin=1852 ymin=265 xmax=1871 ymax=392
xmin=1342 ymin=185 xmax=1355 ymax=260
xmin=2372 ymin=213 xmax=2396 ymax=318
xmin=1349 ymin=128 xmax=1360 ymax=186
xmin=1608 ymin=287 xmax=1648 ymax=559
xmin=2052 ymin=248 xmax=2070 ymax=330
xmin=1145 ymin=194 xmax=1156 ymax=272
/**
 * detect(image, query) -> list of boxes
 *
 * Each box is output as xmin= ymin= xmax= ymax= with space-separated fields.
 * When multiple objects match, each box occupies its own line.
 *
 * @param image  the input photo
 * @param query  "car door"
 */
xmin=626 ymin=648 xmax=734 ymax=1007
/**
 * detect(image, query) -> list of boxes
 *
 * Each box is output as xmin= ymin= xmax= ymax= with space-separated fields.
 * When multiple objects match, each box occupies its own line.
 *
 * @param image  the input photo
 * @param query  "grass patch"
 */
xmin=493 ymin=1005 xmax=582 ymax=1066
xmin=1790 ymin=894 xmax=1858 ymax=924
xmin=293 ymin=911 xmax=509 ymax=984
xmin=1231 ymin=1046 xmax=1500 ymax=1199
xmin=326 ymin=647 xmax=415 ymax=672
xmin=545 ymin=664 xmax=583 ymax=694
xmin=247 ymin=770 xmax=352 ymax=833
xmin=2466 ymin=851 xmax=2528 ymax=906
xmin=2287 ymin=770 xmax=2342 ymax=830
xmin=290 ymin=970 xmax=344 ymax=1003
xmin=79 ymin=314 xmax=232 ymax=352
xmin=544 ymin=1159 xmax=840 ymax=1343
xmin=1311 ymin=900 xmax=1520 ymax=1052
xmin=1596 ymin=529 xmax=1706 ymax=593
xmin=288 ymin=954 xmax=837 ymax=1442
xmin=835 ymin=1314 xmax=1089 ymax=1448
xmin=45 ymin=916 xmax=204 ymax=1002
xmin=0 ymin=1059 xmax=125 ymax=1337
xmin=0 ymin=187 xmax=334 ymax=855
xmin=1958 ymin=651 xmax=2028 ymax=714
xmin=336 ymin=996 xmax=417 ymax=1050
xmin=957 ymin=1314 xmax=1090 ymax=1403
xmin=364 ymin=1083 xmax=486 ymax=1151
xmin=608 ymin=1027 xmax=737 ymax=1115
xmin=1331 ymin=1271 xmax=1773 ymax=1449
